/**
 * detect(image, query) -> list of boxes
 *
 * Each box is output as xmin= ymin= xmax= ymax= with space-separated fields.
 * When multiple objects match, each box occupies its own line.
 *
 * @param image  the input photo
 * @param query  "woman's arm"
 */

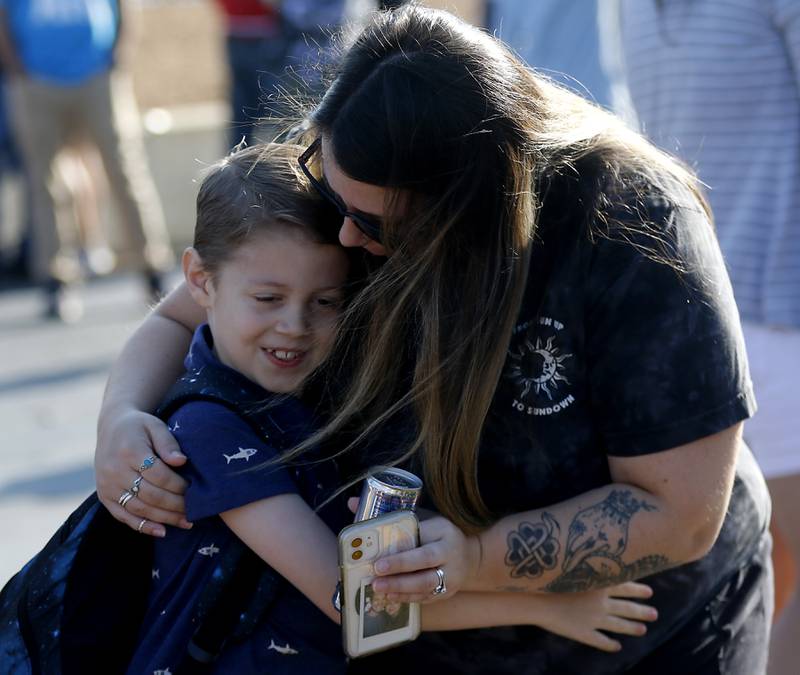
xmin=94 ymin=282 xmax=205 ymax=534
xmin=224 ymin=493 xmax=657 ymax=649
xmin=370 ymin=424 xmax=741 ymax=599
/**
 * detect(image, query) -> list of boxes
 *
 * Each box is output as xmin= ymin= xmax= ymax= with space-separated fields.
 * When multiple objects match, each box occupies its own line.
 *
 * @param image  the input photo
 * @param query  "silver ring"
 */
xmin=118 ymin=490 xmax=135 ymax=509
xmin=130 ymin=475 xmax=144 ymax=495
xmin=432 ymin=567 xmax=447 ymax=596
xmin=137 ymin=518 xmax=148 ymax=533
xmin=138 ymin=455 xmax=157 ymax=472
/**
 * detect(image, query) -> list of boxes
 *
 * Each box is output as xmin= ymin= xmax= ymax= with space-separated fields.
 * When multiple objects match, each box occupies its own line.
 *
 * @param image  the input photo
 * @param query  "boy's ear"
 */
xmin=182 ymin=247 xmax=213 ymax=308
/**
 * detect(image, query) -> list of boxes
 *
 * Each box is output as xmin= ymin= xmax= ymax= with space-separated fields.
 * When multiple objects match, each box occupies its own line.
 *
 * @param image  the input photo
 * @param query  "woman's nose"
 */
xmin=338 ymin=218 xmax=370 ymax=248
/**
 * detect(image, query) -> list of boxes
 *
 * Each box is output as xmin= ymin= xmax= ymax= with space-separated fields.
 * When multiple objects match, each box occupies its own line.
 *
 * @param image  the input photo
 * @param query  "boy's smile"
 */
xmin=185 ymin=227 xmax=348 ymax=394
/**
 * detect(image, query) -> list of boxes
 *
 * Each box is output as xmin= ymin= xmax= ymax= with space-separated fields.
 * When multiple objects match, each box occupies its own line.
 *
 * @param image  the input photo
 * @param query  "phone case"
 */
xmin=338 ymin=510 xmax=422 ymax=658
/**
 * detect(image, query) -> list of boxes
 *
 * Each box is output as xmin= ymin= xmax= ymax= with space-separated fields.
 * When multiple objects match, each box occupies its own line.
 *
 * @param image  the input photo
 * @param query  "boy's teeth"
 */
xmin=272 ymin=350 xmax=299 ymax=361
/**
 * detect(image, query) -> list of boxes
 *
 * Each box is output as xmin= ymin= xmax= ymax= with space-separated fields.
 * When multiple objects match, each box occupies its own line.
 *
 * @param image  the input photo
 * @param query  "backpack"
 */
xmin=0 ymin=365 xmax=292 ymax=674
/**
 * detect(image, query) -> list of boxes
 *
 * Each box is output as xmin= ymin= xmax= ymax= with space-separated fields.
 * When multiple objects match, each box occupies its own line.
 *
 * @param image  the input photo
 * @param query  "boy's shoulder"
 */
xmin=158 ymin=332 xmax=313 ymax=451
xmin=167 ymin=398 xmax=258 ymax=437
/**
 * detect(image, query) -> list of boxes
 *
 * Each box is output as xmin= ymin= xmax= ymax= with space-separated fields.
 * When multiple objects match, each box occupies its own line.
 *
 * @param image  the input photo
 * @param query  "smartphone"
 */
xmin=338 ymin=510 xmax=422 ymax=658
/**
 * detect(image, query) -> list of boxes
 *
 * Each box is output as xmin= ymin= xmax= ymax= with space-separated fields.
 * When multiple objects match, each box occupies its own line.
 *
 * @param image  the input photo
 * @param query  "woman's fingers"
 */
xmin=119 ymin=492 xmax=192 ymax=529
xmin=373 ymin=541 xmax=443 ymax=577
xmin=106 ymin=502 xmax=167 ymax=537
xmin=371 ymin=568 xmax=446 ymax=603
xmin=146 ymin=417 xmax=186 ymax=466
xmin=95 ymin=411 xmax=190 ymax=535
xmin=136 ymin=456 xmax=188 ymax=496
xmin=106 ymin=464 xmax=190 ymax=531
xmin=131 ymin=478 xmax=188 ymax=517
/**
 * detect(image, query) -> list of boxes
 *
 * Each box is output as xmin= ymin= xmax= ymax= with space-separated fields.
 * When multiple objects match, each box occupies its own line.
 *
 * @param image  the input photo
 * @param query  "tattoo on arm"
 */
xmin=504 ymin=512 xmax=561 ymax=579
xmin=544 ymin=554 xmax=671 ymax=592
xmin=504 ymin=490 xmax=673 ymax=592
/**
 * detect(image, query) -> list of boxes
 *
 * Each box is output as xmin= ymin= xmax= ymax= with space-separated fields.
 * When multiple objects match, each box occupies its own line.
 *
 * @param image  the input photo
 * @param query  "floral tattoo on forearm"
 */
xmin=503 ymin=490 xmax=672 ymax=592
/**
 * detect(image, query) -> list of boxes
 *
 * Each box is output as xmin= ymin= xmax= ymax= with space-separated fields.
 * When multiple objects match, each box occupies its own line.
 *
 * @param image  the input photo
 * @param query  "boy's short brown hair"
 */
xmin=194 ymin=143 xmax=340 ymax=279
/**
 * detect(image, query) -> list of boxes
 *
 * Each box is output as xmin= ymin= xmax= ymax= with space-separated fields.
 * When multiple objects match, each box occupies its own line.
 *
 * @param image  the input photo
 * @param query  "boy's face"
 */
xmin=187 ymin=227 xmax=348 ymax=393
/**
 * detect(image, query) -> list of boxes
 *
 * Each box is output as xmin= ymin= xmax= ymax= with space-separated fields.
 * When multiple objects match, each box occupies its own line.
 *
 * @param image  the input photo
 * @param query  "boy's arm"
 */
xmin=422 ymin=590 xmax=550 ymax=631
xmin=422 ymin=583 xmax=656 ymax=652
xmin=221 ymin=494 xmax=343 ymax=623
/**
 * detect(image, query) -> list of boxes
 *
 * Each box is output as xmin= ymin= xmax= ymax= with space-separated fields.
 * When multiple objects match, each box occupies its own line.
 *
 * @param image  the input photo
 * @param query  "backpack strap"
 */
xmin=156 ymin=366 xmax=290 ymax=667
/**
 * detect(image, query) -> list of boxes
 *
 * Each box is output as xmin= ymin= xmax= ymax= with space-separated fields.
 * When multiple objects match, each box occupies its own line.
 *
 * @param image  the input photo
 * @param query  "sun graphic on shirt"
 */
xmin=507 ymin=335 xmax=571 ymax=401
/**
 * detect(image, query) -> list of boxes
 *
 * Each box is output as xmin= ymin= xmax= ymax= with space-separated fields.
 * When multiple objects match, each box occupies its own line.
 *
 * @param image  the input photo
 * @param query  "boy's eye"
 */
xmin=255 ymin=295 xmax=279 ymax=303
xmin=317 ymin=296 xmax=342 ymax=309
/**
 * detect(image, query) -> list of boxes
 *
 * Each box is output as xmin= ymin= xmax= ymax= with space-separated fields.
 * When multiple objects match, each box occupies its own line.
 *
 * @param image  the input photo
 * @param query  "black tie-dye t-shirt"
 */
xmin=350 ymin=174 xmax=769 ymax=674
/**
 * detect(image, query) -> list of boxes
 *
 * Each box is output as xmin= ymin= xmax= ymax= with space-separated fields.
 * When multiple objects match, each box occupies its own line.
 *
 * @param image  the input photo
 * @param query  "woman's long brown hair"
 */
xmin=283 ymin=4 xmax=709 ymax=533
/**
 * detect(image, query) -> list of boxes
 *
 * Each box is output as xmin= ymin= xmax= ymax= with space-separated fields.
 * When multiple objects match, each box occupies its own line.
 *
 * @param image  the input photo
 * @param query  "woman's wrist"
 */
xmin=461 ymin=533 xmax=484 ymax=592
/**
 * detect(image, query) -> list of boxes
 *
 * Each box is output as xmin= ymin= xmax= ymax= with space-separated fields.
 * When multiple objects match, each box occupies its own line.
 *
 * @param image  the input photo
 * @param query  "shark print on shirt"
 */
xmin=223 ymin=447 xmax=258 ymax=464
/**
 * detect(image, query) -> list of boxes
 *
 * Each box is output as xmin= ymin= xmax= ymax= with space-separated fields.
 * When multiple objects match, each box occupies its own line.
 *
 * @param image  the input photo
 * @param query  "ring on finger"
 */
xmin=137 ymin=518 xmax=148 ymax=533
xmin=118 ymin=490 xmax=135 ymax=509
xmin=138 ymin=455 xmax=157 ymax=473
xmin=432 ymin=566 xmax=447 ymax=596
xmin=130 ymin=475 xmax=143 ymax=495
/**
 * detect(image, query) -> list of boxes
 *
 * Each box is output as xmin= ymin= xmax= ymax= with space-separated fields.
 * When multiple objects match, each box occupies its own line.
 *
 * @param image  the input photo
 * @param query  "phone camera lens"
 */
xmin=352 ymin=550 xmax=363 ymax=560
xmin=351 ymin=538 xmax=362 ymax=547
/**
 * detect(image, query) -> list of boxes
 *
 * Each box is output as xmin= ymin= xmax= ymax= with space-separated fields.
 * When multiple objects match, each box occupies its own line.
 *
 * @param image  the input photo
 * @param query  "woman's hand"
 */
xmin=530 ymin=582 xmax=658 ymax=652
xmin=369 ymin=515 xmax=482 ymax=603
xmin=94 ymin=408 xmax=191 ymax=536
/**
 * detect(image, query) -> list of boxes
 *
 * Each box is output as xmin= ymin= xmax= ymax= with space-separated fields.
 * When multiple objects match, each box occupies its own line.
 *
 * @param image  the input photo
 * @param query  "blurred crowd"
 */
xmin=0 ymin=1 xmax=797 ymax=670
xmin=0 ymin=0 xmax=387 ymax=320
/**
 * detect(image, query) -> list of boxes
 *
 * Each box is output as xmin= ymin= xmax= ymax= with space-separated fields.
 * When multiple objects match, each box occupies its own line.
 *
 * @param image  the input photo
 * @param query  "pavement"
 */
xmin=0 ymin=271 xmax=185 ymax=587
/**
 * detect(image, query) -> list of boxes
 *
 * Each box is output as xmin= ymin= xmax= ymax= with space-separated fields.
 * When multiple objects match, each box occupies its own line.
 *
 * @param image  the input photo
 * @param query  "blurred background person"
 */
xmin=281 ymin=0 xmax=369 ymax=93
xmin=56 ymin=144 xmax=117 ymax=279
xmin=619 ymin=2 xmax=799 ymax=673
xmin=0 ymin=61 xmax=29 ymax=286
xmin=214 ymin=0 xmax=283 ymax=149
xmin=215 ymin=0 xmax=379 ymax=150
xmin=485 ymin=0 xmax=636 ymax=124
xmin=0 ymin=0 xmax=174 ymax=321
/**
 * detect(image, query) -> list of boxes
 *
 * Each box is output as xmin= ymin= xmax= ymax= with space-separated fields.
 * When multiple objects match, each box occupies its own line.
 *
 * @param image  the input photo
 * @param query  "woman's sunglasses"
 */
xmin=298 ymin=138 xmax=384 ymax=244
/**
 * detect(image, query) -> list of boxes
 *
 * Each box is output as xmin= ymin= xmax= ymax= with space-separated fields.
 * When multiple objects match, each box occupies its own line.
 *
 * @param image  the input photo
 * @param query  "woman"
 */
xmin=94 ymin=6 xmax=771 ymax=673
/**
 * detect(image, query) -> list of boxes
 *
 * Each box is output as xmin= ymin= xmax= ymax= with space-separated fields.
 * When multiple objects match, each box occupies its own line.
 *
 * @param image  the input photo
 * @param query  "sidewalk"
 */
xmin=0 ymin=271 xmax=181 ymax=586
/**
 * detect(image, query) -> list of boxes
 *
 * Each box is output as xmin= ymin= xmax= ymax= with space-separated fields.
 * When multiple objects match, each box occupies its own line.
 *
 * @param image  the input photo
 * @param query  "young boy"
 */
xmin=125 ymin=144 xmax=657 ymax=673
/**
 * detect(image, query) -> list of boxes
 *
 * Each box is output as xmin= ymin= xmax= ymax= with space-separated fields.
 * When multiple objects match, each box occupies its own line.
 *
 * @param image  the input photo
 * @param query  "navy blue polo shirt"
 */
xmin=127 ymin=326 xmax=348 ymax=674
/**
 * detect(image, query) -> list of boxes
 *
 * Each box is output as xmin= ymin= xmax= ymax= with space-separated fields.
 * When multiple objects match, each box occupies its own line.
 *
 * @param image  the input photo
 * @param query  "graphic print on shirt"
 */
xmin=198 ymin=544 xmax=220 ymax=557
xmin=506 ymin=315 xmax=575 ymax=416
xmin=223 ymin=447 xmax=258 ymax=463
xmin=268 ymin=639 xmax=300 ymax=655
